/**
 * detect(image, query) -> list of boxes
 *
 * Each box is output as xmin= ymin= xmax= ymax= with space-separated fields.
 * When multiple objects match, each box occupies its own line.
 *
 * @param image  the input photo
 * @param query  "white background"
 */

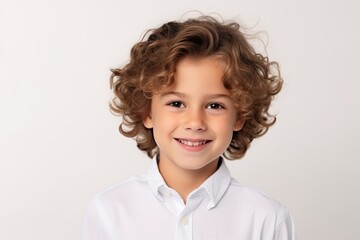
xmin=1 ymin=0 xmax=359 ymax=239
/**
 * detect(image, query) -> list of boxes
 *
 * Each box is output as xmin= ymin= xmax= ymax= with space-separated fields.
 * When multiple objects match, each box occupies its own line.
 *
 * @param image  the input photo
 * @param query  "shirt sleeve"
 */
xmin=82 ymin=197 xmax=111 ymax=240
xmin=274 ymin=207 xmax=296 ymax=240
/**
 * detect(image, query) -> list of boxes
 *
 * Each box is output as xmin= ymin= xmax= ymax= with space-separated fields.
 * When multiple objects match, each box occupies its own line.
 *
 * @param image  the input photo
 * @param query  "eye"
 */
xmin=206 ymin=103 xmax=225 ymax=110
xmin=167 ymin=101 xmax=185 ymax=108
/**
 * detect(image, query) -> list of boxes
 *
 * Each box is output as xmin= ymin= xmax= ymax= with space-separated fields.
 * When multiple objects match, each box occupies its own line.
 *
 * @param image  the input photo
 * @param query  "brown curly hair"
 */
xmin=110 ymin=16 xmax=282 ymax=160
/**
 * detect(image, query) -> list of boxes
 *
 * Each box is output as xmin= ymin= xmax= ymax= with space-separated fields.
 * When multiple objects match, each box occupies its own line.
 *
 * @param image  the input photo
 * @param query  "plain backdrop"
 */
xmin=1 ymin=0 xmax=359 ymax=239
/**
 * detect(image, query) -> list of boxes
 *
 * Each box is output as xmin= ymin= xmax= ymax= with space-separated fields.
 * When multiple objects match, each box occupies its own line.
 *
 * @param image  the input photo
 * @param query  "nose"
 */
xmin=184 ymin=109 xmax=207 ymax=131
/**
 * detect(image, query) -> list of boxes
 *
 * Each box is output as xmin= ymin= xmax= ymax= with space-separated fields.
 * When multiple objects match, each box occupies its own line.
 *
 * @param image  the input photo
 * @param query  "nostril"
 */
xmin=184 ymin=115 xmax=206 ymax=131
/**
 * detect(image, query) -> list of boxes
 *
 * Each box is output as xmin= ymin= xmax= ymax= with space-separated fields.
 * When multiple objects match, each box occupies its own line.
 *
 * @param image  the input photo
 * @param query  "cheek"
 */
xmin=214 ymin=117 xmax=236 ymax=138
xmin=152 ymin=115 xmax=176 ymax=137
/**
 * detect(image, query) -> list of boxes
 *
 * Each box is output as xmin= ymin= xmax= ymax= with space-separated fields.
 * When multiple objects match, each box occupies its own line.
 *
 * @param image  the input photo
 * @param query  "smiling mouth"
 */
xmin=175 ymin=138 xmax=210 ymax=147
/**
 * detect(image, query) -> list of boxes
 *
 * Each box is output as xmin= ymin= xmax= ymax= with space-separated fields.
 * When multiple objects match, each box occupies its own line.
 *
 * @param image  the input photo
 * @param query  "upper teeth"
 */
xmin=178 ymin=139 xmax=207 ymax=147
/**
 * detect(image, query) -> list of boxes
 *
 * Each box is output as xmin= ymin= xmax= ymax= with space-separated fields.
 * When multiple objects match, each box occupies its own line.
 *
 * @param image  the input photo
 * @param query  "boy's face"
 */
xmin=144 ymin=56 xmax=244 ymax=176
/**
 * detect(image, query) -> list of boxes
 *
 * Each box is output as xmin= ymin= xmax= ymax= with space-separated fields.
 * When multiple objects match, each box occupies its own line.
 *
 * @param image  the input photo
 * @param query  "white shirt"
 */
xmin=83 ymin=159 xmax=296 ymax=240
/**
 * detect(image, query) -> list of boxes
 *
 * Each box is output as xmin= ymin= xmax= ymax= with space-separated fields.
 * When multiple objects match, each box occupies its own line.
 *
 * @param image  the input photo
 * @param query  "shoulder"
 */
xmin=225 ymin=178 xmax=290 ymax=222
xmin=228 ymin=178 xmax=282 ymax=206
xmin=83 ymin=175 xmax=150 ymax=237
xmin=220 ymin=179 xmax=296 ymax=238
xmin=91 ymin=174 xmax=149 ymax=207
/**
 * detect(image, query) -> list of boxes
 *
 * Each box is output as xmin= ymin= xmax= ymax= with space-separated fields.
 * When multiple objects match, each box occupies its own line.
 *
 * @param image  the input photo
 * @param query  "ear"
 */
xmin=143 ymin=114 xmax=153 ymax=129
xmin=233 ymin=118 xmax=245 ymax=132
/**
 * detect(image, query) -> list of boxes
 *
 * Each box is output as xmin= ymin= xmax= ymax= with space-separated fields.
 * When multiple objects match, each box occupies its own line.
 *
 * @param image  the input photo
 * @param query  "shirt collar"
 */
xmin=198 ymin=158 xmax=232 ymax=209
xmin=146 ymin=157 xmax=167 ymax=202
xmin=146 ymin=157 xmax=232 ymax=209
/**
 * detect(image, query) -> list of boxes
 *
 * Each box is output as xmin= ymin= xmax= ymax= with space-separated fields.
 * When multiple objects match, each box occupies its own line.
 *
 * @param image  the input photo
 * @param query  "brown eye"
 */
xmin=168 ymin=101 xmax=184 ymax=108
xmin=207 ymin=103 xmax=224 ymax=109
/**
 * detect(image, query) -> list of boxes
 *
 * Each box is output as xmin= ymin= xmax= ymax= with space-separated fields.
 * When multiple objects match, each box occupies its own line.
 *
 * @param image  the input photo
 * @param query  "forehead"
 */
xmin=162 ymin=56 xmax=229 ymax=95
xmin=176 ymin=56 xmax=226 ymax=73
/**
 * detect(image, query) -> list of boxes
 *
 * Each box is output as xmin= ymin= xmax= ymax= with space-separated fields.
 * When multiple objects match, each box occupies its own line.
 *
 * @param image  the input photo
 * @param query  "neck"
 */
xmin=158 ymin=157 xmax=220 ymax=204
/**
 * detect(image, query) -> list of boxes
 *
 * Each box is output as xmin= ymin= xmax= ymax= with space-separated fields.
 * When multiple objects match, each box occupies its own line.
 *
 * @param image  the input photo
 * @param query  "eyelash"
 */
xmin=206 ymin=103 xmax=225 ymax=110
xmin=166 ymin=101 xmax=225 ymax=110
xmin=167 ymin=101 xmax=184 ymax=108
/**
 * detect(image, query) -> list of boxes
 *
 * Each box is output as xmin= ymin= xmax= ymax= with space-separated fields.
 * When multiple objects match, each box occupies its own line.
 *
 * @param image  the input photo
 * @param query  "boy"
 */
xmin=83 ymin=16 xmax=296 ymax=240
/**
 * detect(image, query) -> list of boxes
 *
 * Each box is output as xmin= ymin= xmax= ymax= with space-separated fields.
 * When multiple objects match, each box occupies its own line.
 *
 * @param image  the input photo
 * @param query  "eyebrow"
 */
xmin=160 ymin=91 xmax=232 ymax=99
xmin=160 ymin=91 xmax=186 ymax=98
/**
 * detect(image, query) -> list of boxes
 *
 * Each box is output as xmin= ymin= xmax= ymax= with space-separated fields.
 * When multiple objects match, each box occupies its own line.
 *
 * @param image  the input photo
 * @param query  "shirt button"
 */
xmin=180 ymin=215 xmax=189 ymax=225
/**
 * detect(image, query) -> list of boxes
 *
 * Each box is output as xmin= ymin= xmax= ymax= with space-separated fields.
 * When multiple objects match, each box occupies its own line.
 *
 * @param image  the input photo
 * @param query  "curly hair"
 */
xmin=110 ymin=16 xmax=282 ymax=160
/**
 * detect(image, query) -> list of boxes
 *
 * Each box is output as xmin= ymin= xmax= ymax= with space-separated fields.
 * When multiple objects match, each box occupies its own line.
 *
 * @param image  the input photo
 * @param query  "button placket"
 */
xmin=180 ymin=215 xmax=189 ymax=225
xmin=176 ymin=212 xmax=193 ymax=240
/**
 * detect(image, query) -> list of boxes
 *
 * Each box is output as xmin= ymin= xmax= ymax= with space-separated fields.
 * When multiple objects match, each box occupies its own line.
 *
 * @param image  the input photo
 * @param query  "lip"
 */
xmin=174 ymin=138 xmax=211 ymax=152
